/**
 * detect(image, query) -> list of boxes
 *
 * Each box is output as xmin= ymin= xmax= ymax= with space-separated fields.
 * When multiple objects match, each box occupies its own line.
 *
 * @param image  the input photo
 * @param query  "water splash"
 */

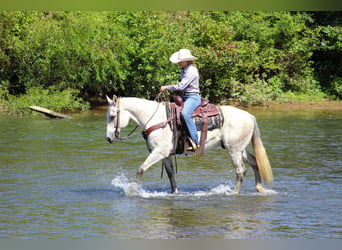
xmin=110 ymin=174 xmax=278 ymax=198
xmin=256 ymin=188 xmax=278 ymax=196
xmin=111 ymin=174 xmax=172 ymax=198
xmin=110 ymin=174 xmax=138 ymax=195
xmin=111 ymin=174 xmax=239 ymax=198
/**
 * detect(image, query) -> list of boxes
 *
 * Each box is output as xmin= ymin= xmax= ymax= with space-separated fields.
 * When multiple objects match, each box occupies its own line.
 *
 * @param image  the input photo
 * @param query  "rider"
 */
xmin=160 ymin=49 xmax=201 ymax=151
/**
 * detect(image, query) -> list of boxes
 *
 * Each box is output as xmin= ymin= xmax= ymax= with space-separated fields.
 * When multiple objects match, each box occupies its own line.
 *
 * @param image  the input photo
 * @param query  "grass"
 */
xmin=275 ymin=90 xmax=330 ymax=104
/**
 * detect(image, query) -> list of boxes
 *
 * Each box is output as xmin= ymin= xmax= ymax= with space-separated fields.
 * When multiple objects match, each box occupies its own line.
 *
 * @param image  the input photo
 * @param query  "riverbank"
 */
xmin=216 ymin=98 xmax=342 ymax=113
xmin=251 ymin=100 xmax=342 ymax=111
xmin=1 ymin=95 xmax=341 ymax=116
xmin=88 ymin=99 xmax=342 ymax=111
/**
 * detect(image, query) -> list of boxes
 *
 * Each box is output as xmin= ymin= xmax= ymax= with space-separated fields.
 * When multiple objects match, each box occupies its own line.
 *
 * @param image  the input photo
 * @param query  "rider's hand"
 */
xmin=160 ymin=86 xmax=168 ymax=92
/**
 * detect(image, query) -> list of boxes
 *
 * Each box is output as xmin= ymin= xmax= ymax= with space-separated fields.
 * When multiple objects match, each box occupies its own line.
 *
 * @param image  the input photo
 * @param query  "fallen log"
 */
xmin=28 ymin=105 xmax=72 ymax=119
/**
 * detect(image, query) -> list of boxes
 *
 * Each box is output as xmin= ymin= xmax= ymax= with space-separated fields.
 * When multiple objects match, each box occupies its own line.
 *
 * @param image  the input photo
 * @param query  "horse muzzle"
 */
xmin=106 ymin=127 xmax=120 ymax=143
xmin=106 ymin=137 xmax=114 ymax=144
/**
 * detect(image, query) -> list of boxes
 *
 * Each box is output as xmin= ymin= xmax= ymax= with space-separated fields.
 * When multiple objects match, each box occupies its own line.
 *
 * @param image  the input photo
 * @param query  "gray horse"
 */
xmin=106 ymin=95 xmax=273 ymax=195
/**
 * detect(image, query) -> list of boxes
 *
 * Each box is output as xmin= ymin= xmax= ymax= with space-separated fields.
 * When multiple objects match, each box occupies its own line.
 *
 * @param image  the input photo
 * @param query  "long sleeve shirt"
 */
xmin=167 ymin=64 xmax=200 ymax=93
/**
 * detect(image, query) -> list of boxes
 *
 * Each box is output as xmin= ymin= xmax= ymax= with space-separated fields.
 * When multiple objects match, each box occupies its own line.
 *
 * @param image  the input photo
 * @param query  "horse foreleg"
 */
xmin=243 ymin=150 xmax=265 ymax=193
xmin=134 ymin=148 xmax=168 ymax=187
xmin=162 ymin=157 xmax=178 ymax=194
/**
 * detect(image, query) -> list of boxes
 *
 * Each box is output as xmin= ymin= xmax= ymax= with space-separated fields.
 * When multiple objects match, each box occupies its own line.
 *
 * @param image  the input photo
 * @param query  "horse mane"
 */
xmin=119 ymin=97 xmax=166 ymax=127
xmin=121 ymin=97 xmax=159 ymax=106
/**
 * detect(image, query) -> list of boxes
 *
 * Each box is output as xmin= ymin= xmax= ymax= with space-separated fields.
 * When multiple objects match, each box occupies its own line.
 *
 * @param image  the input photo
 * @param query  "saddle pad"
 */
xmin=193 ymin=114 xmax=222 ymax=131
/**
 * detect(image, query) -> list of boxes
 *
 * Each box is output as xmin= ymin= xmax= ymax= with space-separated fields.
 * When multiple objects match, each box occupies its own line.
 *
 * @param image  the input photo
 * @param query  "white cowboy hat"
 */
xmin=169 ymin=49 xmax=197 ymax=63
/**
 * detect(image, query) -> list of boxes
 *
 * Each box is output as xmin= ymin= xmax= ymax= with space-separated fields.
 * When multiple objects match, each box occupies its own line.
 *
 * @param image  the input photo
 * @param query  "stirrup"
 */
xmin=186 ymin=138 xmax=199 ymax=152
xmin=186 ymin=144 xmax=200 ymax=152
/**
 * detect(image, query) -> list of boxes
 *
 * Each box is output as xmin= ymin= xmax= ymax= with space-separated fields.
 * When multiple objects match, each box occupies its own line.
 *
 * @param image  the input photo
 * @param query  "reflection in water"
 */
xmin=107 ymin=189 xmax=278 ymax=239
xmin=109 ymin=173 xmax=281 ymax=239
xmin=0 ymin=107 xmax=341 ymax=238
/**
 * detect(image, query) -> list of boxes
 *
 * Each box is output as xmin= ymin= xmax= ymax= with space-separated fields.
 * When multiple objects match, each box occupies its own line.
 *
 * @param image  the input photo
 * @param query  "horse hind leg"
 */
xmin=229 ymin=151 xmax=248 ymax=195
xmin=243 ymin=150 xmax=265 ymax=193
xmin=162 ymin=157 xmax=178 ymax=194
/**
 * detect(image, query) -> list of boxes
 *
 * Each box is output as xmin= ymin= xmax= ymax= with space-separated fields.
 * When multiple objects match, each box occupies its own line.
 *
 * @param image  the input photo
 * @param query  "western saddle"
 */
xmin=143 ymin=95 xmax=222 ymax=155
xmin=167 ymin=95 xmax=222 ymax=155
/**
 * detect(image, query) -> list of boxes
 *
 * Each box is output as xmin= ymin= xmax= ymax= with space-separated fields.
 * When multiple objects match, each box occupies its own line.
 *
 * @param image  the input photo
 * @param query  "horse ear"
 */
xmin=113 ymin=95 xmax=118 ymax=104
xmin=106 ymin=95 xmax=114 ymax=105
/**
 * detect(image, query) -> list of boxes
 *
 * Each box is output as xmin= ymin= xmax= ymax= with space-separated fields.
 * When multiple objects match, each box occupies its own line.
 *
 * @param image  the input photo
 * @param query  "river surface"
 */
xmin=0 ymin=105 xmax=341 ymax=239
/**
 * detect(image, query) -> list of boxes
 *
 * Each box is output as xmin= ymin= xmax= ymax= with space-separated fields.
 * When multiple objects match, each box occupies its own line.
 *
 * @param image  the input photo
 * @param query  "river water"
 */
xmin=0 ymin=105 xmax=341 ymax=239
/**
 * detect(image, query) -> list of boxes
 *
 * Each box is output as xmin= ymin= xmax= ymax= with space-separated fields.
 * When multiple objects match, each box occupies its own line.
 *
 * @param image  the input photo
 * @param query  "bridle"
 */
xmin=114 ymin=97 xmax=121 ymax=139
xmin=112 ymin=97 xmax=138 ymax=140
xmin=111 ymin=92 xmax=169 ymax=141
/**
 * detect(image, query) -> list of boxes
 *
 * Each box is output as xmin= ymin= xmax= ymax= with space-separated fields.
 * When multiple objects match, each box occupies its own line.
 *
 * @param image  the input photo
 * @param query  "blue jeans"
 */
xmin=181 ymin=93 xmax=201 ymax=145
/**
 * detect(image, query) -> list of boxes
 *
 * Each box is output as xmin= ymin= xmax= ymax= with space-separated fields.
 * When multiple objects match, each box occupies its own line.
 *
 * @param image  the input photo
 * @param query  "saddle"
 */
xmin=169 ymin=95 xmax=222 ymax=155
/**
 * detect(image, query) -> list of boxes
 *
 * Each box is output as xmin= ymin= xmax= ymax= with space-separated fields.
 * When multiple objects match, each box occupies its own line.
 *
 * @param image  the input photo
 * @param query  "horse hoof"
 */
xmin=231 ymin=190 xmax=239 ymax=195
xmin=256 ymin=184 xmax=265 ymax=193
xmin=127 ymin=182 xmax=138 ymax=195
xmin=172 ymin=188 xmax=178 ymax=195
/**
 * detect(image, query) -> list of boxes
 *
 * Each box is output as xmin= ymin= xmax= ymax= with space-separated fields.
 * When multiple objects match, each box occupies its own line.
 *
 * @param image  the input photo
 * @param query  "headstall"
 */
xmin=114 ymin=97 xmax=121 ymax=139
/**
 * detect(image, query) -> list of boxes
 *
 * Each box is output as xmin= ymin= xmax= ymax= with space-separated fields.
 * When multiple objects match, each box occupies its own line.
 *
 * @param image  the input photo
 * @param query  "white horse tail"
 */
xmin=252 ymin=117 xmax=273 ymax=184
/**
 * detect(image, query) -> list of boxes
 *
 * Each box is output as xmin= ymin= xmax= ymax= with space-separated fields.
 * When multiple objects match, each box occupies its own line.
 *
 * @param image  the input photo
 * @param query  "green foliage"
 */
xmin=0 ymin=11 xmax=340 ymax=113
xmin=311 ymin=22 xmax=342 ymax=99
xmin=0 ymin=81 xmax=12 ymax=114
xmin=330 ymin=77 xmax=342 ymax=99
xmin=0 ymin=11 xmax=132 ymax=96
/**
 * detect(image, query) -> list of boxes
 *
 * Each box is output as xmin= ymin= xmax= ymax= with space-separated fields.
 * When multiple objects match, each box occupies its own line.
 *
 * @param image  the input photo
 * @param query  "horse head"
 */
xmin=106 ymin=95 xmax=130 ymax=143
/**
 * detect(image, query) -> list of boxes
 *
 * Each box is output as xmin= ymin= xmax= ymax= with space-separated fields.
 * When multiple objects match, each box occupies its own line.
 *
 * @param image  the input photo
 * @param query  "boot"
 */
xmin=186 ymin=137 xmax=200 ymax=152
